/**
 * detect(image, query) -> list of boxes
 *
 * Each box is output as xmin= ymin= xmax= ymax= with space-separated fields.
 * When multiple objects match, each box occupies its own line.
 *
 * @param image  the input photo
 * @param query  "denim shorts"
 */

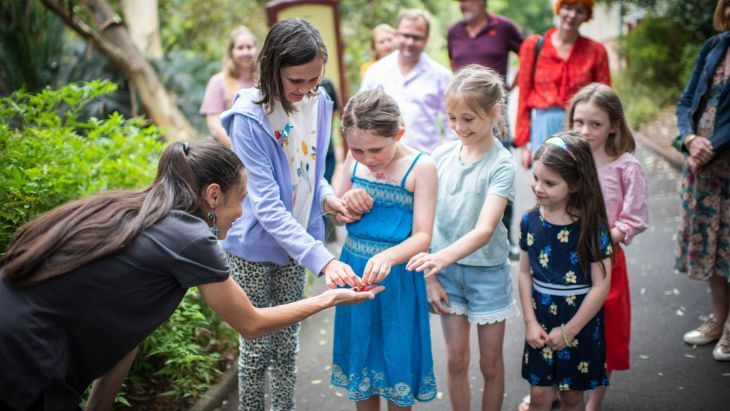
xmin=438 ymin=261 xmax=519 ymax=324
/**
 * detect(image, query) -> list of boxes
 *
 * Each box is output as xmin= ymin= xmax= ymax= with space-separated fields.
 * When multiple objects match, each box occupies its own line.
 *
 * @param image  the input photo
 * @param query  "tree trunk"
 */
xmin=120 ymin=0 xmax=162 ymax=60
xmin=40 ymin=0 xmax=196 ymax=142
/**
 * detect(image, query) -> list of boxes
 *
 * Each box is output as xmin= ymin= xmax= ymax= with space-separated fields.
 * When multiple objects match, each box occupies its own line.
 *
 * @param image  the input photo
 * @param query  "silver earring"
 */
xmin=207 ymin=210 xmax=219 ymax=237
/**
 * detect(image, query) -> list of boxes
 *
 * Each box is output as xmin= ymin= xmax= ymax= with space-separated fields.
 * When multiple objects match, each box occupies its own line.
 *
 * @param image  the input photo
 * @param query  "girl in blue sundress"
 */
xmin=331 ymin=88 xmax=439 ymax=409
xmin=518 ymin=132 xmax=613 ymax=410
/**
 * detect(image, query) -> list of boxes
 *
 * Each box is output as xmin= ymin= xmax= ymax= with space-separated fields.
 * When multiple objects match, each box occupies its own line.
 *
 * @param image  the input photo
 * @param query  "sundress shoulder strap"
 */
xmin=352 ymin=161 xmax=359 ymax=181
xmin=400 ymin=152 xmax=424 ymax=188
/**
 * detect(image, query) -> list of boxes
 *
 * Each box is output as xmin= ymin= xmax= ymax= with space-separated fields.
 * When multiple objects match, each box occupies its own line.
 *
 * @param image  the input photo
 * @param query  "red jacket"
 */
xmin=515 ymin=28 xmax=611 ymax=147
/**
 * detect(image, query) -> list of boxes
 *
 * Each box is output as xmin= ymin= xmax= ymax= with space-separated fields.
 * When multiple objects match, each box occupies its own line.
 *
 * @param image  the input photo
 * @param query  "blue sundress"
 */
xmin=331 ymin=154 xmax=437 ymax=406
xmin=519 ymin=208 xmax=613 ymax=391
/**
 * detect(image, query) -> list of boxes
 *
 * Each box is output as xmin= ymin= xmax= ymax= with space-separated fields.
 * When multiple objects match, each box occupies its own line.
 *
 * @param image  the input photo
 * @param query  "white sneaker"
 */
xmin=683 ymin=315 xmax=722 ymax=345
xmin=713 ymin=326 xmax=730 ymax=361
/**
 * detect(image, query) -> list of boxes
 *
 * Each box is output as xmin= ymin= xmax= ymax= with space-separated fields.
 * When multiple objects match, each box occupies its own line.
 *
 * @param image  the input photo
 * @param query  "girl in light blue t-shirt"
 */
xmin=407 ymin=65 xmax=518 ymax=411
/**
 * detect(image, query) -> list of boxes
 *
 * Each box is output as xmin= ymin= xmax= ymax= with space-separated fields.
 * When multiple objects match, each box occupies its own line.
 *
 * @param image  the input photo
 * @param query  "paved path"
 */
xmin=221 ymin=144 xmax=730 ymax=410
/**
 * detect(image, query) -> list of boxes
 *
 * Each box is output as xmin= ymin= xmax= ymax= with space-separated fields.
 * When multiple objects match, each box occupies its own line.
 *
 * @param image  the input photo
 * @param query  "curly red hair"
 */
xmin=553 ymin=0 xmax=595 ymax=21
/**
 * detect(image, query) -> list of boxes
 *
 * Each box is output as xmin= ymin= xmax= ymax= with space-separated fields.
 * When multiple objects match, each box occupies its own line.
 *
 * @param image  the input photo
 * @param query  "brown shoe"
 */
xmin=683 ymin=315 xmax=722 ymax=345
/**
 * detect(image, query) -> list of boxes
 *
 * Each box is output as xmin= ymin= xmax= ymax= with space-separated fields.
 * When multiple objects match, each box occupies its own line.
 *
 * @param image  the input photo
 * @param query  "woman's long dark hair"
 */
xmin=256 ymin=18 xmax=328 ymax=114
xmin=533 ymin=132 xmax=612 ymax=278
xmin=1 ymin=141 xmax=243 ymax=287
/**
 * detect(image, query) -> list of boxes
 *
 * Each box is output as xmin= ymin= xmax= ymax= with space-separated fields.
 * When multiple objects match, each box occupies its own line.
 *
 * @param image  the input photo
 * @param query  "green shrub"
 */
xmin=127 ymin=288 xmax=238 ymax=403
xmin=0 ymin=80 xmax=163 ymax=252
xmin=622 ymin=17 xmax=688 ymax=91
xmin=616 ymin=12 xmax=715 ymax=125
xmin=613 ymin=70 xmax=678 ymax=126
xmin=679 ymin=42 xmax=703 ymax=87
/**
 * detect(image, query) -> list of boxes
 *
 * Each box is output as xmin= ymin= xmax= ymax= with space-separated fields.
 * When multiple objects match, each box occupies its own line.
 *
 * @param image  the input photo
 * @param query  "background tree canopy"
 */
xmin=599 ymin=0 xmax=717 ymax=44
xmin=2 ymin=0 xmax=556 ymax=123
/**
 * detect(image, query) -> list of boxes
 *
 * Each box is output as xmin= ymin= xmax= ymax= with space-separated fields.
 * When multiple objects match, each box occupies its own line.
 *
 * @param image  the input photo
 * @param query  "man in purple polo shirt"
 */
xmin=447 ymin=0 xmax=523 ymax=81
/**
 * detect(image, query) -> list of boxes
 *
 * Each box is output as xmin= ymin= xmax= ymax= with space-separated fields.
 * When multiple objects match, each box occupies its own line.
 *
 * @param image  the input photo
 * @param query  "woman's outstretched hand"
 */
xmin=322 ymin=285 xmax=386 ymax=306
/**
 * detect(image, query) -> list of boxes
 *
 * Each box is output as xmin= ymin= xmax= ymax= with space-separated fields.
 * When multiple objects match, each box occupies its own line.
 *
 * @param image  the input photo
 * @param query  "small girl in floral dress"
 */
xmin=518 ymin=133 xmax=613 ymax=410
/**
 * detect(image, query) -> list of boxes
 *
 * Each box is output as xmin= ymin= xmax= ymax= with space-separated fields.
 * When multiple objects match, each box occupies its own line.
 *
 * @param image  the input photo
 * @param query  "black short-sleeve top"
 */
xmin=0 ymin=210 xmax=230 ymax=409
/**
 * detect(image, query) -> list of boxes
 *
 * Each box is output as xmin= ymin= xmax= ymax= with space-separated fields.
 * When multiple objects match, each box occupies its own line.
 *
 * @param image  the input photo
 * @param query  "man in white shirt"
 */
xmin=360 ymin=9 xmax=456 ymax=154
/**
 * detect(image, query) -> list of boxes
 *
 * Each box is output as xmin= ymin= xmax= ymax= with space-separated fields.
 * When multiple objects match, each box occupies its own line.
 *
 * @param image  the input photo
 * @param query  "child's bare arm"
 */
xmin=336 ymin=153 xmax=355 ymax=198
xmin=518 ymin=251 xmax=548 ymax=349
xmin=614 ymin=162 xmax=649 ymax=244
xmin=547 ymin=258 xmax=612 ymax=349
xmin=409 ymin=193 xmax=507 ymax=277
xmin=327 ymin=153 xmax=363 ymax=225
xmin=363 ymin=157 xmax=437 ymax=284
xmin=440 ymin=193 xmax=507 ymax=264
xmin=335 ymin=153 xmax=373 ymax=215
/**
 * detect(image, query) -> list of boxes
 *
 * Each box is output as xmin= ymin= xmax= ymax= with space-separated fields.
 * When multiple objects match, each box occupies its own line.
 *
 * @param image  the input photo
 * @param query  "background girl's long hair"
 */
xmin=223 ymin=26 xmax=257 ymax=104
xmin=1 ymin=141 xmax=243 ymax=287
xmin=566 ymin=83 xmax=635 ymax=157
xmin=534 ymin=132 xmax=612 ymax=277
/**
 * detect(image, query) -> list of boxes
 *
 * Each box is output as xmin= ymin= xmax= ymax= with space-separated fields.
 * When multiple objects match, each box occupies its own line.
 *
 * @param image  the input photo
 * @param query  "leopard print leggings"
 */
xmin=226 ymin=254 xmax=305 ymax=411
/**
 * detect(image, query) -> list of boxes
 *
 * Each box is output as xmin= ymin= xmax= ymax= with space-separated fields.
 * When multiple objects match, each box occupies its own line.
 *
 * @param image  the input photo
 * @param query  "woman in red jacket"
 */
xmin=514 ymin=0 xmax=611 ymax=159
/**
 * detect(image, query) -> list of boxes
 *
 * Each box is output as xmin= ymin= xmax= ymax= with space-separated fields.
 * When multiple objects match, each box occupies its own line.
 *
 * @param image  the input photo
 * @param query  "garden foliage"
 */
xmin=126 ymin=288 xmax=238 ymax=405
xmin=0 ymin=80 xmax=162 ymax=252
xmin=611 ymin=0 xmax=716 ymax=124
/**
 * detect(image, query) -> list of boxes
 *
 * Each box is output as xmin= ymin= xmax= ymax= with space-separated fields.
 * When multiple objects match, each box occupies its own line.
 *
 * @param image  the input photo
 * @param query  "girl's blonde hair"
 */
xmin=223 ymin=26 xmax=257 ymax=104
xmin=341 ymin=88 xmax=401 ymax=139
xmin=445 ymin=64 xmax=507 ymax=140
xmin=566 ymin=83 xmax=635 ymax=157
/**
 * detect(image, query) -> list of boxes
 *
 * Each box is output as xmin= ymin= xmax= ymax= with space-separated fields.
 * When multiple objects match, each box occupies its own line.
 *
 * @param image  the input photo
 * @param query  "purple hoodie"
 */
xmin=219 ymin=87 xmax=335 ymax=274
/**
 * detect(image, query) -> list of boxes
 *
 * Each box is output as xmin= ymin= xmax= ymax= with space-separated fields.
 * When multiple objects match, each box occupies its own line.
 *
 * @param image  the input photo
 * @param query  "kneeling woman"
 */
xmin=0 ymin=141 xmax=380 ymax=411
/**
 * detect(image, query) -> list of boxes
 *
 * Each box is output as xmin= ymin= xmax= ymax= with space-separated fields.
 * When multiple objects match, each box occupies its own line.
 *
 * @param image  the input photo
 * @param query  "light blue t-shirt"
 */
xmin=430 ymin=139 xmax=516 ymax=266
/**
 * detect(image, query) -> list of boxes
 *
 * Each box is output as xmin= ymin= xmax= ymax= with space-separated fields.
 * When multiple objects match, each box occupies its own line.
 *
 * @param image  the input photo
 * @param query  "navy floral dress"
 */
xmin=519 ymin=208 xmax=613 ymax=391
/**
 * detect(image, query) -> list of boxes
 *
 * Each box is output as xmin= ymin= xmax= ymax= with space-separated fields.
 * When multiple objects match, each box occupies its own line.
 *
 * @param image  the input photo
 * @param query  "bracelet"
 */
xmin=560 ymin=325 xmax=574 ymax=348
xmin=683 ymin=134 xmax=698 ymax=148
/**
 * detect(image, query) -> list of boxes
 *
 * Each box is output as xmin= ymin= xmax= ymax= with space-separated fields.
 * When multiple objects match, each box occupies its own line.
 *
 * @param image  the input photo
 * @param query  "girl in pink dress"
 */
xmin=567 ymin=83 xmax=649 ymax=411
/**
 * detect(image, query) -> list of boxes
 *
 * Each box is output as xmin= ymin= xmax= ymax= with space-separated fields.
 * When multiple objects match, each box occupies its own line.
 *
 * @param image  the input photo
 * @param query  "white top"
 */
xmin=268 ymin=95 xmax=320 ymax=228
xmin=360 ymin=51 xmax=456 ymax=153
